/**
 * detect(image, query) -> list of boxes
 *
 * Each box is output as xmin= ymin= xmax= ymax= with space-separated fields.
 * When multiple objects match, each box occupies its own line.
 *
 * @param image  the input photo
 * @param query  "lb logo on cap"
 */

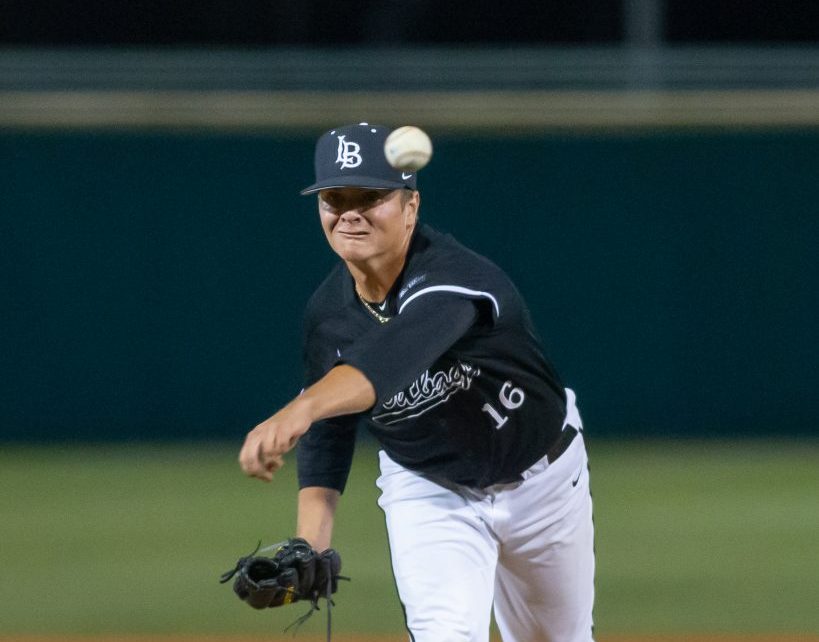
xmin=300 ymin=123 xmax=418 ymax=195
xmin=335 ymin=135 xmax=362 ymax=169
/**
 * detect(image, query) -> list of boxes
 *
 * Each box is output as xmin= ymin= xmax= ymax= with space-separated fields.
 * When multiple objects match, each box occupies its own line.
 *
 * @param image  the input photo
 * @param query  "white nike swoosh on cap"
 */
xmin=402 ymin=172 xmax=413 ymax=179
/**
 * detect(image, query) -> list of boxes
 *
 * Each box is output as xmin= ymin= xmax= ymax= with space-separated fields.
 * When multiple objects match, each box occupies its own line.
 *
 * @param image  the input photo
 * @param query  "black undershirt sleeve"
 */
xmin=296 ymin=414 xmax=357 ymax=493
xmin=296 ymin=304 xmax=359 ymax=493
xmin=340 ymin=293 xmax=480 ymax=406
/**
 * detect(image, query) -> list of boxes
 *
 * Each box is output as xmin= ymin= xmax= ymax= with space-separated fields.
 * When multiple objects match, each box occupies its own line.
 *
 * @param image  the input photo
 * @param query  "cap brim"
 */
xmin=300 ymin=175 xmax=409 ymax=196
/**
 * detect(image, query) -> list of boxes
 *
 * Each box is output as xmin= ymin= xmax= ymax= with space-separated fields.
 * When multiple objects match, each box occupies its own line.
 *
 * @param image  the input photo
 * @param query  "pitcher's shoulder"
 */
xmin=304 ymin=262 xmax=348 ymax=323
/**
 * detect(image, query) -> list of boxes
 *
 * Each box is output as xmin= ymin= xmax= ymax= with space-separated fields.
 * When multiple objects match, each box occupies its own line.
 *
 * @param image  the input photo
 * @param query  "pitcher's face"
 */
xmin=318 ymin=188 xmax=419 ymax=264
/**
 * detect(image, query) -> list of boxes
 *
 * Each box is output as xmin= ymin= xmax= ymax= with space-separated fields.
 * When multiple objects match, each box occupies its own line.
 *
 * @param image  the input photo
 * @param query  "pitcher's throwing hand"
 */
xmin=239 ymin=400 xmax=312 ymax=481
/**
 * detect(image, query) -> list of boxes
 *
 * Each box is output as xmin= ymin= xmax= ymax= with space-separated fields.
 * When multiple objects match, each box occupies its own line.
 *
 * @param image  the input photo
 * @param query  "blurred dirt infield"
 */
xmin=6 ymin=633 xmax=819 ymax=642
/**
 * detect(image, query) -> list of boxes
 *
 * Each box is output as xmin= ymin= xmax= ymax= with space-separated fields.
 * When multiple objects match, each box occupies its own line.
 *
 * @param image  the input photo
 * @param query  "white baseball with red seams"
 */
xmin=384 ymin=126 xmax=433 ymax=171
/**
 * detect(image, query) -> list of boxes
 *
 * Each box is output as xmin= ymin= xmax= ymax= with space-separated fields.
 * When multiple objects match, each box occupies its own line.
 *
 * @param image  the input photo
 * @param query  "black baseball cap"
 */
xmin=300 ymin=123 xmax=418 ymax=195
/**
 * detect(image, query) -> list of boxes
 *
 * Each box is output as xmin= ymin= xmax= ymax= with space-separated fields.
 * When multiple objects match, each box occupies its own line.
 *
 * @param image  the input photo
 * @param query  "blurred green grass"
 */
xmin=0 ymin=440 xmax=817 ymax=636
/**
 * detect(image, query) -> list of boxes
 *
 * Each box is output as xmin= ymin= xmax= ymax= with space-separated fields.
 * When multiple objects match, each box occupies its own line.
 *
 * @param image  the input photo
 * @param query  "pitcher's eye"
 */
xmin=320 ymin=194 xmax=342 ymax=210
xmin=361 ymin=190 xmax=388 ymax=206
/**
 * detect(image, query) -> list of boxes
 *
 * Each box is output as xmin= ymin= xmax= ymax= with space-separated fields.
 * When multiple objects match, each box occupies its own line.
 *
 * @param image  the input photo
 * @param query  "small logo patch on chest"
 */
xmin=398 ymin=274 xmax=427 ymax=300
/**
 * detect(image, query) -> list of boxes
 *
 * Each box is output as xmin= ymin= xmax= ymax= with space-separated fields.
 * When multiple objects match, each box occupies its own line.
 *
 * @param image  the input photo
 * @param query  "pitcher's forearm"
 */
xmin=297 ymin=486 xmax=340 ymax=551
xmin=299 ymin=364 xmax=376 ymax=422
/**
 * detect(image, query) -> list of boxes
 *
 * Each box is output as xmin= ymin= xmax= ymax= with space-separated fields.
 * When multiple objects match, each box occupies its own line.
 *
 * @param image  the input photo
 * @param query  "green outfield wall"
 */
xmin=2 ymin=130 xmax=817 ymax=440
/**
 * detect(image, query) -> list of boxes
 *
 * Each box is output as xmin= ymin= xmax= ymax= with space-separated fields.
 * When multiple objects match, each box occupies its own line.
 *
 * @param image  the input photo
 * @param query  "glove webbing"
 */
xmin=218 ymin=541 xmax=261 ymax=585
xmin=283 ymin=556 xmax=350 ymax=642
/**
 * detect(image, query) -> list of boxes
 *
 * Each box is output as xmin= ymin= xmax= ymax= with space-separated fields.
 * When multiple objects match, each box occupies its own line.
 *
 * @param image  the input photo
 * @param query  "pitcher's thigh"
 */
xmin=378 ymin=468 xmax=497 ymax=641
xmin=493 ymin=489 xmax=595 ymax=642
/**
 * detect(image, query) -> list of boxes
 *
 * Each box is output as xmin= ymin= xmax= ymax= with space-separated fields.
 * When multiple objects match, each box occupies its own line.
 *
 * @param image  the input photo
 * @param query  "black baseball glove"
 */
xmin=219 ymin=538 xmax=344 ymax=611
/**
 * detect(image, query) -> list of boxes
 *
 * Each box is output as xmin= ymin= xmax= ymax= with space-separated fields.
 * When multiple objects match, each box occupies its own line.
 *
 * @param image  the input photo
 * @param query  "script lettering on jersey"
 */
xmin=373 ymin=361 xmax=480 ymax=425
xmin=335 ymin=135 xmax=362 ymax=169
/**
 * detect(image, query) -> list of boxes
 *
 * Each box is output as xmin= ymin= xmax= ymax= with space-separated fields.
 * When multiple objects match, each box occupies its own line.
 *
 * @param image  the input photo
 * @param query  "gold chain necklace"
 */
xmin=356 ymin=290 xmax=391 ymax=324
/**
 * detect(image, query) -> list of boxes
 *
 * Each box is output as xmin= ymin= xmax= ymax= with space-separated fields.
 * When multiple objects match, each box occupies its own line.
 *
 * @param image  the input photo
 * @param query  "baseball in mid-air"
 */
xmin=384 ymin=126 xmax=433 ymax=172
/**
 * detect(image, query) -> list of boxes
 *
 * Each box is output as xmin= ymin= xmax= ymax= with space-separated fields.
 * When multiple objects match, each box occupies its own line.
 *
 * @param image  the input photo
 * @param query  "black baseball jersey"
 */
xmin=296 ymin=224 xmax=569 ymax=491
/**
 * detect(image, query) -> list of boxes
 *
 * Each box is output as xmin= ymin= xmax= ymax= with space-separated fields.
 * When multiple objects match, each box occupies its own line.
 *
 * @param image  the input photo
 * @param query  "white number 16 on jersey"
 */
xmin=482 ymin=381 xmax=526 ymax=429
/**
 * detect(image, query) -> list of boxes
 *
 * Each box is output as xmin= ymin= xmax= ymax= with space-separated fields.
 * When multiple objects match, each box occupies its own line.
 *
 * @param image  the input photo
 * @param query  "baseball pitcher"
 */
xmin=232 ymin=123 xmax=596 ymax=642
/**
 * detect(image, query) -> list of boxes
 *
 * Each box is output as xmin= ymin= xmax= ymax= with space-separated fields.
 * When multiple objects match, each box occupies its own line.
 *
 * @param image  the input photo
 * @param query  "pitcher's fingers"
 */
xmin=262 ymin=427 xmax=288 ymax=459
xmin=265 ymin=455 xmax=284 ymax=474
xmin=238 ymin=433 xmax=264 ymax=477
xmin=255 ymin=467 xmax=274 ymax=482
xmin=250 ymin=455 xmax=281 ymax=482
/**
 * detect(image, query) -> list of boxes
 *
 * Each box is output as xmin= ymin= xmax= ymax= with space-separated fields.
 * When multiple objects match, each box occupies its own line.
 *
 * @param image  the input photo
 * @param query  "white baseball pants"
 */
xmin=376 ymin=401 xmax=595 ymax=642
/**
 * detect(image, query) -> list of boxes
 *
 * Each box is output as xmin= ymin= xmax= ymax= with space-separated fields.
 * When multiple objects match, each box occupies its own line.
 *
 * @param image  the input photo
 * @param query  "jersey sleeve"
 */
xmin=339 ymin=293 xmax=479 ymax=407
xmin=296 ymin=416 xmax=357 ymax=492
xmin=398 ymin=282 xmax=501 ymax=324
xmin=296 ymin=300 xmax=358 ymax=493
xmin=396 ymin=229 xmax=510 ymax=328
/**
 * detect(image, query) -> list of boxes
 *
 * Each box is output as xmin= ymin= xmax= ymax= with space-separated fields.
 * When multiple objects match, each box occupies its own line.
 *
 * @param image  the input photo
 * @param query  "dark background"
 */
xmin=1 ymin=2 xmax=817 ymax=443
xmin=1 ymin=1 xmax=818 ymax=45
xmin=3 ymin=130 xmax=817 ymax=441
